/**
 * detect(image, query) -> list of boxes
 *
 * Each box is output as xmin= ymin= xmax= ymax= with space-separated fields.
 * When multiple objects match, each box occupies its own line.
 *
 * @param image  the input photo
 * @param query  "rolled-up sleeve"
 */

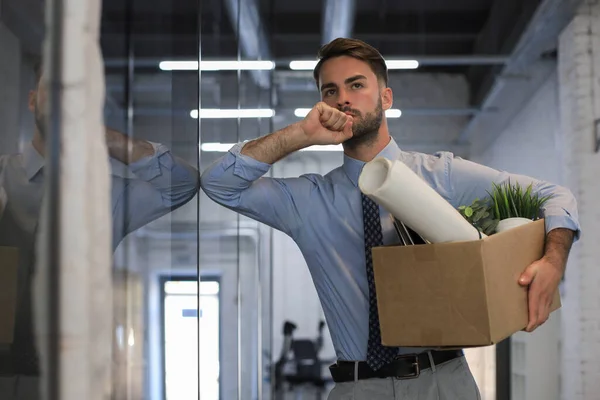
xmin=127 ymin=143 xmax=167 ymax=181
xmin=200 ymin=142 xmax=317 ymax=236
xmin=201 ymin=142 xmax=271 ymax=200
xmin=112 ymin=142 xmax=200 ymax=237
xmin=128 ymin=142 xmax=200 ymax=206
xmin=448 ymin=156 xmax=581 ymax=240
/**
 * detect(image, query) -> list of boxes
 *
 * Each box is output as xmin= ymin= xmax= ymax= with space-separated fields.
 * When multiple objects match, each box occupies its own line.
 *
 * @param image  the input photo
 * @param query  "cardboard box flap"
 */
xmin=0 ymin=247 xmax=19 ymax=344
xmin=481 ymin=219 xmax=560 ymax=342
xmin=372 ymin=240 xmax=492 ymax=347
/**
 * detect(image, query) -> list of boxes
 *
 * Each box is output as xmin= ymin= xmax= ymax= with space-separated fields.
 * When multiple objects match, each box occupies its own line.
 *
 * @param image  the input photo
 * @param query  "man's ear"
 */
xmin=381 ymin=87 xmax=393 ymax=110
xmin=28 ymin=91 xmax=36 ymax=113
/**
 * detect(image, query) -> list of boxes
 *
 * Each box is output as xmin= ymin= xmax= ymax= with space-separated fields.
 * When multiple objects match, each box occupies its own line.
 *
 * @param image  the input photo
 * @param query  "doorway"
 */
xmin=161 ymin=277 xmax=221 ymax=400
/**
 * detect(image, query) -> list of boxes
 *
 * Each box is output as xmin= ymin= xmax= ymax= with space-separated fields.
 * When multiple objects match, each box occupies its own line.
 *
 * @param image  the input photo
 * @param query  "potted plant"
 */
xmin=458 ymin=197 xmax=498 ymax=236
xmin=489 ymin=181 xmax=553 ymax=233
xmin=458 ymin=180 xmax=553 ymax=235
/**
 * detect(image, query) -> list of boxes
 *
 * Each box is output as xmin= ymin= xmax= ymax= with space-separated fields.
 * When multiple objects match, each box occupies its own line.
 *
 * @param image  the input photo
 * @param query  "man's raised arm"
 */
xmin=200 ymin=102 xmax=353 ymax=236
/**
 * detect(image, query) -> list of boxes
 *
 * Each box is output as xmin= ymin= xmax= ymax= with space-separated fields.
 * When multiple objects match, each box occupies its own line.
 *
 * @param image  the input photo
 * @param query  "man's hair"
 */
xmin=313 ymin=38 xmax=389 ymax=88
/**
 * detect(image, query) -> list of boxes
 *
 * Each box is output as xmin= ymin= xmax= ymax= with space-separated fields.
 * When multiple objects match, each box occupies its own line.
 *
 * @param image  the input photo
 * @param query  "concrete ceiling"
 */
xmin=95 ymin=0 xmax=557 ymax=157
xmin=0 ymin=0 xmax=582 ymax=157
xmin=100 ymin=0 xmax=500 ymax=73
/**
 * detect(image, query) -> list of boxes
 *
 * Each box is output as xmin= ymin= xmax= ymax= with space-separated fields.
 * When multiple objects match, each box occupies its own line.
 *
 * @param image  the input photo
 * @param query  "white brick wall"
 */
xmin=385 ymin=73 xmax=470 ymax=147
xmin=558 ymin=1 xmax=600 ymax=399
xmin=472 ymin=71 xmax=563 ymax=183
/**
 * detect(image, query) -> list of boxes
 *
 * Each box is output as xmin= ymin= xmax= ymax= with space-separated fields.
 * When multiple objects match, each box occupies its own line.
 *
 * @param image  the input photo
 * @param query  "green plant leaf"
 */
xmin=492 ymin=190 xmax=500 ymax=220
xmin=473 ymin=208 xmax=487 ymax=222
xmin=485 ymin=180 xmax=554 ymax=222
xmin=488 ymin=220 xmax=499 ymax=235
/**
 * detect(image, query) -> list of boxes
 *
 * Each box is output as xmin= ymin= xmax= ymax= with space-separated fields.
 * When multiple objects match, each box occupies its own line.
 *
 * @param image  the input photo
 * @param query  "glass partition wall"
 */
xmin=197 ymin=0 xmax=274 ymax=397
xmin=2 ymin=0 xmax=502 ymax=399
xmin=0 ymin=0 xmax=49 ymax=398
xmin=102 ymin=1 xmax=202 ymax=397
xmin=102 ymin=0 xmax=274 ymax=398
xmin=0 ymin=0 xmax=311 ymax=397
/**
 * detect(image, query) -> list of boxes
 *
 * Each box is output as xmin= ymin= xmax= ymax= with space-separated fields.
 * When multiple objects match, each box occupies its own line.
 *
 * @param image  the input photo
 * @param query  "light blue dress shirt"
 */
xmin=0 ymin=141 xmax=200 ymax=251
xmin=200 ymin=136 xmax=580 ymax=362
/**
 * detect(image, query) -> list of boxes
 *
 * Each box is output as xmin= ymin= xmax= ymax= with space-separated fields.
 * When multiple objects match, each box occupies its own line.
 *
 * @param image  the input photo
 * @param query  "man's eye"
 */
xmin=352 ymin=83 xmax=362 ymax=89
xmin=325 ymin=89 xmax=335 ymax=96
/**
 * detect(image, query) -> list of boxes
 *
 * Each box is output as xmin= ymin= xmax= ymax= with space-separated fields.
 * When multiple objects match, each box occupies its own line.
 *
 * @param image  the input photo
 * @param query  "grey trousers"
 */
xmin=327 ymin=356 xmax=481 ymax=400
xmin=0 ymin=376 xmax=40 ymax=400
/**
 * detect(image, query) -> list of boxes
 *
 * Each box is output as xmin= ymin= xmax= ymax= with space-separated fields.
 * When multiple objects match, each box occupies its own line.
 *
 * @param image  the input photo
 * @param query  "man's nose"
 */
xmin=336 ymin=89 xmax=351 ymax=108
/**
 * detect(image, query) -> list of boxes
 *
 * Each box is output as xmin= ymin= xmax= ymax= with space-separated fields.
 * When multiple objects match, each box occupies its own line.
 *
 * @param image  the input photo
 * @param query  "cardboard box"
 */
xmin=0 ymin=247 xmax=19 ymax=344
xmin=372 ymin=219 xmax=560 ymax=347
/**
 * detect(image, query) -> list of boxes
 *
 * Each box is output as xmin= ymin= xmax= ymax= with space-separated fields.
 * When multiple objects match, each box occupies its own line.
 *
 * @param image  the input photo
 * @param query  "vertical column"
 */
xmin=557 ymin=1 xmax=600 ymax=399
xmin=34 ymin=0 xmax=112 ymax=398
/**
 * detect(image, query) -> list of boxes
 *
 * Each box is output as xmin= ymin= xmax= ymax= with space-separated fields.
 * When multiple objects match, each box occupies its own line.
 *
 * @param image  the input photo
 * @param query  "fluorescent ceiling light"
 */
xmin=385 ymin=60 xmax=419 ymax=69
xmin=160 ymin=61 xmax=198 ymax=71
xmin=201 ymin=143 xmax=236 ymax=152
xmin=294 ymin=108 xmax=312 ymax=117
xmin=190 ymin=109 xmax=275 ymax=119
xmin=200 ymin=142 xmax=343 ymax=152
xmin=160 ymin=60 xmax=275 ymax=71
xmin=385 ymin=109 xmax=402 ymax=118
xmin=289 ymin=59 xmax=419 ymax=70
xmin=289 ymin=60 xmax=319 ymax=70
xmin=299 ymin=145 xmax=343 ymax=152
xmin=294 ymin=108 xmax=402 ymax=118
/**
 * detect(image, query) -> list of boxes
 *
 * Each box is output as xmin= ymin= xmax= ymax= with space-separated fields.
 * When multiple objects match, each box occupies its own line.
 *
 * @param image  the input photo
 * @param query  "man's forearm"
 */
xmin=241 ymin=122 xmax=309 ymax=164
xmin=543 ymin=227 xmax=575 ymax=275
xmin=106 ymin=127 xmax=155 ymax=164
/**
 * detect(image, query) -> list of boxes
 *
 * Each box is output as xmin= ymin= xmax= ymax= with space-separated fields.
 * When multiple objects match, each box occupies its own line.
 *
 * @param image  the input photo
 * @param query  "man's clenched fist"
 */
xmin=298 ymin=102 xmax=354 ymax=146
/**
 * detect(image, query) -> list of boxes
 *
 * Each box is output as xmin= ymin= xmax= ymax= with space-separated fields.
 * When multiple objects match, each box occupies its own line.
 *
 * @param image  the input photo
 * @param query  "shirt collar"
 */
xmin=22 ymin=141 xmax=44 ymax=181
xmin=343 ymin=136 xmax=401 ymax=187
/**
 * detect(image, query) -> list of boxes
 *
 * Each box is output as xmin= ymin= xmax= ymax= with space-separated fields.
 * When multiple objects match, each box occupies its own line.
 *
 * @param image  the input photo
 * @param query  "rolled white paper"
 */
xmin=358 ymin=157 xmax=484 ymax=243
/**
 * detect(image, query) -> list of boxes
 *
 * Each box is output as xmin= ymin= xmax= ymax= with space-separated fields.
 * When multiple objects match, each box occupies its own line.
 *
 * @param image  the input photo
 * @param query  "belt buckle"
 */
xmin=394 ymin=354 xmax=420 ymax=379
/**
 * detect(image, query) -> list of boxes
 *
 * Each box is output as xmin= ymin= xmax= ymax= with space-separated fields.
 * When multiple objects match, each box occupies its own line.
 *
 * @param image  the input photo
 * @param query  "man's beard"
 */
xmin=341 ymin=99 xmax=384 ymax=149
xmin=34 ymin=104 xmax=46 ymax=139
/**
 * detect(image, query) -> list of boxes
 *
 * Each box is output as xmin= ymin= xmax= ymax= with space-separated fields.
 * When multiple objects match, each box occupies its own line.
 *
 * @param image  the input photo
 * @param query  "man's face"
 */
xmin=28 ymin=74 xmax=48 ymax=138
xmin=317 ymin=56 xmax=392 ymax=146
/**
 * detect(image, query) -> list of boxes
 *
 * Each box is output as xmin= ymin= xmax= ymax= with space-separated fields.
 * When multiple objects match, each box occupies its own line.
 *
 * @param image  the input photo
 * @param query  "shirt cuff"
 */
xmin=128 ymin=141 xmax=169 ymax=181
xmin=229 ymin=142 xmax=272 ymax=181
xmin=544 ymin=213 xmax=581 ymax=241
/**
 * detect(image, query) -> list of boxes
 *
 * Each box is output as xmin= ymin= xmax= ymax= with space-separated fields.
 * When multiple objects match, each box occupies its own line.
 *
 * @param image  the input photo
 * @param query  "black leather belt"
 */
xmin=329 ymin=349 xmax=463 ymax=382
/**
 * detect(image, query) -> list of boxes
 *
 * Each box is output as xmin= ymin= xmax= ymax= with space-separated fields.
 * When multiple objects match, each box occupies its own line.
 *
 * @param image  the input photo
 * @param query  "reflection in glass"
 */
xmin=101 ymin=0 xmax=202 ymax=399
xmin=0 ymin=1 xmax=47 ymax=397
